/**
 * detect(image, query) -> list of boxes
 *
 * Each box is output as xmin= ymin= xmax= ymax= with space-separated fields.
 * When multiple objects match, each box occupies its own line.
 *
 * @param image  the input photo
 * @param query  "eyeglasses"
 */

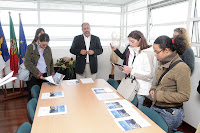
xmin=154 ymin=50 xmax=162 ymax=54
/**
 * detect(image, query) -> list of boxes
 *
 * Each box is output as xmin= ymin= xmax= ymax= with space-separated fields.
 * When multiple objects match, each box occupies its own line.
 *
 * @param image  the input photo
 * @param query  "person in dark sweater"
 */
xmin=173 ymin=27 xmax=195 ymax=74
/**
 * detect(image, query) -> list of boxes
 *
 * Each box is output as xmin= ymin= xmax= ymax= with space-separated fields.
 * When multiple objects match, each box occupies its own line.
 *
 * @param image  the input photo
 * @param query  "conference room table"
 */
xmin=31 ymin=79 xmax=165 ymax=133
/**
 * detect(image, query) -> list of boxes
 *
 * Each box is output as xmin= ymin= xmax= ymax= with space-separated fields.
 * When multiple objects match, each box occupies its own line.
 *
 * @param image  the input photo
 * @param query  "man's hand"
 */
xmin=80 ymin=49 xmax=87 ymax=55
xmin=87 ymin=50 xmax=94 ymax=55
xmin=40 ymin=76 xmax=45 ymax=80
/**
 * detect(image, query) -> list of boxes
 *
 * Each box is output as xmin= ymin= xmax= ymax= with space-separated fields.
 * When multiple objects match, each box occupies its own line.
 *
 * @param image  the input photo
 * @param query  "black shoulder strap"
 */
xmin=157 ymin=60 xmax=183 ymax=86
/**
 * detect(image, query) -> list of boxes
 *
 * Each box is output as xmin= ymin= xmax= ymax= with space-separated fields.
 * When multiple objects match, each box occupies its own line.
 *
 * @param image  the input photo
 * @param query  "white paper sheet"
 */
xmin=114 ymin=116 xmax=151 ymax=131
xmin=80 ymin=78 xmax=94 ymax=84
xmin=0 ymin=71 xmax=17 ymax=86
xmin=38 ymin=105 xmax=67 ymax=117
xmin=91 ymin=87 xmax=113 ymax=94
xmin=95 ymin=93 xmax=120 ymax=100
xmin=41 ymin=91 xmax=64 ymax=99
xmin=104 ymin=99 xmax=133 ymax=109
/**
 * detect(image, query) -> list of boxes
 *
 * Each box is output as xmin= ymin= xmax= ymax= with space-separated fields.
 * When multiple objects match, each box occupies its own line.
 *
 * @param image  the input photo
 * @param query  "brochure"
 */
xmin=80 ymin=78 xmax=94 ymax=84
xmin=108 ymin=108 xmax=139 ymax=118
xmin=95 ymin=93 xmax=120 ymax=100
xmin=104 ymin=100 xmax=132 ymax=109
xmin=41 ymin=91 xmax=64 ymax=99
xmin=65 ymin=79 xmax=80 ymax=85
xmin=44 ymin=72 xmax=65 ymax=85
xmin=38 ymin=105 xmax=67 ymax=117
xmin=0 ymin=71 xmax=17 ymax=86
xmin=91 ymin=87 xmax=113 ymax=94
xmin=114 ymin=116 xmax=151 ymax=131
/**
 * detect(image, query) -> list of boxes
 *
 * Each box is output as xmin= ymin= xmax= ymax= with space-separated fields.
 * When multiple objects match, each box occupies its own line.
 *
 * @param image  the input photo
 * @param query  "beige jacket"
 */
xmin=151 ymin=52 xmax=191 ymax=107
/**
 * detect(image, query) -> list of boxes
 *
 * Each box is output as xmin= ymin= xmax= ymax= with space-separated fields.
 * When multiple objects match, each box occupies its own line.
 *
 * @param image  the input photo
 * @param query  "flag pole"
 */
xmin=9 ymin=12 xmax=15 ymax=93
xmin=19 ymin=13 xmax=22 ymax=93
xmin=3 ymin=68 xmax=7 ymax=97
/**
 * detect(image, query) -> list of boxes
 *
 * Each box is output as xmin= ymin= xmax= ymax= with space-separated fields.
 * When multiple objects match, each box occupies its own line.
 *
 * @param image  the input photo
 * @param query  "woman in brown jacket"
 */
xmin=24 ymin=32 xmax=54 ymax=101
xmin=150 ymin=35 xmax=191 ymax=133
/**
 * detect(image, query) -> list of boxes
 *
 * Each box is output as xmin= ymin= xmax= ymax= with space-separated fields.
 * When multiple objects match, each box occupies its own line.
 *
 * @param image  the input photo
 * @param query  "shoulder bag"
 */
xmin=117 ymin=75 xmax=139 ymax=102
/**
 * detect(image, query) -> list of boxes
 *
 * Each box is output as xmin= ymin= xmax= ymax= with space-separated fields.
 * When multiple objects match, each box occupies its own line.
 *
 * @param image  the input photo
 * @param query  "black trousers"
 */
xmin=26 ymin=73 xmax=47 ymax=101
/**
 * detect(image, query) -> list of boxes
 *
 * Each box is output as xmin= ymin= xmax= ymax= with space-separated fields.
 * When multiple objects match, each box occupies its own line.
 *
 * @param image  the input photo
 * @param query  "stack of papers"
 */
xmin=38 ymin=105 xmax=67 ymax=117
xmin=44 ymin=72 xmax=65 ymax=85
xmin=104 ymin=99 xmax=151 ymax=131
xmin=41 ymin=91 xmax=64 ymax=99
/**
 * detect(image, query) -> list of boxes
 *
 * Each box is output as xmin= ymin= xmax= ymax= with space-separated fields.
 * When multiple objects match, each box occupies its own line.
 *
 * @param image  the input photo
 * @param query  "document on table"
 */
xmin=114 ymin=116 xmax=151 ymax=131
xmin=38 ymin=105 xmax=67 ymax=117
xmin=41 ymin=91 xmax=64 ymax=99
xmin=80 ymin=78 xmax=94 ymax=84
xmin=95 ymin=93 xmax=120 ymax=100
xmin=104 ymin=99 xmax=133 ymax=109
xmin=64 ymin=79 xmax=80 ymax=85
xmin=108 ymin=107 xmax=139 ymax=118
xmin=91 ymin=87 xmax=113 ymax=94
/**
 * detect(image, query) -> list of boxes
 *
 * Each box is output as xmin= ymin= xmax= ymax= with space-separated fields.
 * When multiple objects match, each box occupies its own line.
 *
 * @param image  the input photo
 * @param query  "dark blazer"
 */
xmin=70 ymin=34 xmax=103 ymax=74
xmin=114 ymin=45 xmax=130 ymax=65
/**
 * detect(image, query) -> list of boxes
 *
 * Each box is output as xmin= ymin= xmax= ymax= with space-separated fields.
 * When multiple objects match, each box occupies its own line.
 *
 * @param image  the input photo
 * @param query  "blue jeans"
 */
xmin=151 ymin=105 xmax=184 ymax=133
xmin=137 ymin=94 xmax=145 ymax=109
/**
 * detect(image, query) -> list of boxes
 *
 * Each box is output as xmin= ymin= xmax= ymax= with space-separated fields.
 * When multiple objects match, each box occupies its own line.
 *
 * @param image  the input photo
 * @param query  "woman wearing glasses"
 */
xmin=111 ymin=30 xmax=156 ymax=108
xmin=24 ymin=32 xmax=55 ymax=101
xmin=173 ymin=28 xmax=195 ymax=73
xmin=150 ymin=35 xmax=191 ymax=133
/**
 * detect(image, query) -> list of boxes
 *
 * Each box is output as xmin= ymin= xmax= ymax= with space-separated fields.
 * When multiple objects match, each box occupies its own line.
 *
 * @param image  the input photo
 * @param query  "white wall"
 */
xmin=183 ymin=58 xmax=200 ymax=129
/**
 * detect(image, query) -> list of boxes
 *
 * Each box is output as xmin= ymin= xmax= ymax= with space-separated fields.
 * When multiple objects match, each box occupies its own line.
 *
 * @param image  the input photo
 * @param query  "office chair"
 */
xmin=107 ymin=78 xmax=119 ymax=90
xmin=139 ymin=106 xmax=168 ymax=133
xmin=131 ymin=95 xmax=138 ymax=107
xmin=27 ymin=98 xmax=38 ymax=124
xmin=31 ymin=85 xmax=40 ymax=99
xmin=16 ymin=122 xmax=32 ymax=133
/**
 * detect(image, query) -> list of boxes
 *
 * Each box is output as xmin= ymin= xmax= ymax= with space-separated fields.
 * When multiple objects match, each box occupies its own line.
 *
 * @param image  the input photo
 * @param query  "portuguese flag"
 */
xmin=10 ymin=15 xmax=19 ymax=77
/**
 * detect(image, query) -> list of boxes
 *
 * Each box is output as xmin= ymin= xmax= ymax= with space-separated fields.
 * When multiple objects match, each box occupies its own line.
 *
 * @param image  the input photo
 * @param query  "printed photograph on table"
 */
xmin=50 ymin=105 xmax=65 ymax=113
xmin=104 ymin=100 xmax=133 ymax=109
xmin=110 ymin=109 xmax=130 ymax=118
xmin=92 ymin=87 xmax=113 ymax=94
xmin=50 ymin=92 xmax=63 ymax=97
xmin=41 ymin=91 xmax=64 ymax=99
xmin=106 ymin=102 xmax=123 ymax=109
xmin=118 ymin=118 xmax=141 ymax=131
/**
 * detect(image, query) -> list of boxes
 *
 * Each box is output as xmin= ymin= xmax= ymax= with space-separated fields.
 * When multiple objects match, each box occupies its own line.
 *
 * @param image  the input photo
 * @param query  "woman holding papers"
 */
xmin=111 ymin=30 xmax=156 ymax=108
xmin=24 ymin=32 xmax=55 ymax=101
xmin=149 ymin=35 xmax=191 ymax=133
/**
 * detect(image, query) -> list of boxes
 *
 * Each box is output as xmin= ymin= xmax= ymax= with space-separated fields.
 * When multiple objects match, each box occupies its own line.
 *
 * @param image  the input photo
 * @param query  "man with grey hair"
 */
xmin=70 ymin=23 xmax=103 ymax=79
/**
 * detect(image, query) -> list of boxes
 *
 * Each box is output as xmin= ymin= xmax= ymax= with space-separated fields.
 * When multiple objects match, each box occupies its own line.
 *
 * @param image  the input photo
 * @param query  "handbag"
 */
xmin=18 ymin=63 xmax=30 ymax=81
xmin=18 ymin=43 xmax=35 ymax=81
xmin=117 ymin=75 xmax=139 ymax=102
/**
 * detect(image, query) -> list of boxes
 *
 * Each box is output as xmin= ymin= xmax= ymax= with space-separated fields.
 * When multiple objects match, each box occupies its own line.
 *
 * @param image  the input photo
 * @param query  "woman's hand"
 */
xmin=117 ymin=66 xmax=124 ymax=71
xmin=150 ymin=90 xmax=155 ymax=100
xmin=123 ymin=66 xmax=132 ymax=74
xmin=110 ymin=43 xmax=116 ymax=51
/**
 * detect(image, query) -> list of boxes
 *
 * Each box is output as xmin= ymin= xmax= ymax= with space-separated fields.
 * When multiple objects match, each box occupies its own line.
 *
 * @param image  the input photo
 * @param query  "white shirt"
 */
xmin=84 ymin=34 xmax=91 ymax=63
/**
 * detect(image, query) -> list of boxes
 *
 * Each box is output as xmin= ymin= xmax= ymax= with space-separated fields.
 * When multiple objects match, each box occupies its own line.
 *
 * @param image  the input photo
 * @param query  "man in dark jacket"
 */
xmin=70 ymin=23 xmax=103 ymax=79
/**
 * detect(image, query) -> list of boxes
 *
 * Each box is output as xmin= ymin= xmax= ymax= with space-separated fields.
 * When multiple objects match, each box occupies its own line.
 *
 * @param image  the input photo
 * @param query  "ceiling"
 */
xmin=45 ymin=0 xmax=135 ymax=6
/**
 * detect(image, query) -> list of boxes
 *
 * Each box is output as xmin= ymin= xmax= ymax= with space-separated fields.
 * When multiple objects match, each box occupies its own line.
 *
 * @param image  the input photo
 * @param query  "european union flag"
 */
xmin=0 ymin=21 xmax=10 ymax=62
xmin=19 ymin=18 xmax=27 ymax=64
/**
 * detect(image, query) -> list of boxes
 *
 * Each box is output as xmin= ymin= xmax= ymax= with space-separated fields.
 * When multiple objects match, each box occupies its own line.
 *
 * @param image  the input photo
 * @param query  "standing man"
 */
xmin=70 ymin=23 xmax=103 ymax=79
